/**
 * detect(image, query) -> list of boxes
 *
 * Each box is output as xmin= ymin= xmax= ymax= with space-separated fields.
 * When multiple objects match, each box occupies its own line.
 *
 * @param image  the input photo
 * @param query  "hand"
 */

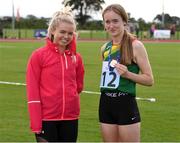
xmin=35 ymin=131 xmax=41 ymax=135
xmin=114 ymin=63 xmax=128 ymax=77
xmin=35 ymin=130 xmax=44 ymax=134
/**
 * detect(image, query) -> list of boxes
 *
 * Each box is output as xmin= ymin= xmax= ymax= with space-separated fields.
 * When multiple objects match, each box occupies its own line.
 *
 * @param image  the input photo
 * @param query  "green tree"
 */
xmin=154 ymin=13 xmax=180 ymax=29
xmin=20 ymin=15 xmax=48 ymax=29
xmin=62 ymin=0 xmax=105 ymax=28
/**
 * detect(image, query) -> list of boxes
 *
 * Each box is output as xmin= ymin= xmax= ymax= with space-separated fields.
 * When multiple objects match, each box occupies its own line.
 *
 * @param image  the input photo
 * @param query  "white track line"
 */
xmin=0 ymin=81 xmax=156 ymax=102
xmin=0 ymin=81 xmax=26 ymax=86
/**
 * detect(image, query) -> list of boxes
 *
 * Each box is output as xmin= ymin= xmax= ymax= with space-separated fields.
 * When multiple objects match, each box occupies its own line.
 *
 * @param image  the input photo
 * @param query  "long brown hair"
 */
xmin=102 ymin=4 xmax=135 ymax=65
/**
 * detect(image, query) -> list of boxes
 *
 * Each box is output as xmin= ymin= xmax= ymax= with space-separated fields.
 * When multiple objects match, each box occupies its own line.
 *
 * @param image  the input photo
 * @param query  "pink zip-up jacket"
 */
xmin=26 ymin=38 xmax=84 ymax=133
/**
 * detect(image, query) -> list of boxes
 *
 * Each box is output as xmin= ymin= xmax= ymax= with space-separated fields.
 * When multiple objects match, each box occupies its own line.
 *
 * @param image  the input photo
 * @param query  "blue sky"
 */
xmin=0 ymin=0 xmax=179 ymax=22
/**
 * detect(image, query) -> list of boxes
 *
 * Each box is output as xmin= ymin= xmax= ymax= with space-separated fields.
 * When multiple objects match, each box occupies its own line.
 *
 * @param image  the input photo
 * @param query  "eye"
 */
xmin=68 ymin=32 xmax=73 ymax=36
xmin=59 ymin=30 xmax=66 ymax=34
xmin=105 ymin=20 xmax=110 ymax=25
xmin=112 ymin=19 xmax=119 ymax=24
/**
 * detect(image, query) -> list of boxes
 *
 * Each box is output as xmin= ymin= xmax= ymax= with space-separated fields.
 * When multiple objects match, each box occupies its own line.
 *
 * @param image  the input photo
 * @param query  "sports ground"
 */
xmin=0 ymin=39 xmax=180 ymax=142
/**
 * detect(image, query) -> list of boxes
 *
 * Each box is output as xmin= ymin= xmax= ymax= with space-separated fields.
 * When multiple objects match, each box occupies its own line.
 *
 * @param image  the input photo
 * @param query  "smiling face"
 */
xmin=52 ymin=21 xmax=75 ymax=50
xmin=103 ymin=10 xmax=125 ymax=38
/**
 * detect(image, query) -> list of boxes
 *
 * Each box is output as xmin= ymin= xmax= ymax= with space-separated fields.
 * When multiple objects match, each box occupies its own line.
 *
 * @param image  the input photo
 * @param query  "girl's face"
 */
xmin=103 ymin=10 xmax=125 ymax=38
xmin=52 ymin=21 xmax=75 ymax=49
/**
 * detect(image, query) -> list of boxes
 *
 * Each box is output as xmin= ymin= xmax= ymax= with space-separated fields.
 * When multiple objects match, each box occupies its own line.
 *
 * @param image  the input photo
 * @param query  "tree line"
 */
xmin=0 ymin=0 xmax=180 ymax=31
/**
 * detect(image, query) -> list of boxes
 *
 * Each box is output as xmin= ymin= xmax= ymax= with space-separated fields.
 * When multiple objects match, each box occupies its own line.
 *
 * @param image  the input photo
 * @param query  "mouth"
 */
xmin=61 ymin=39 xmax=69 ymax=44
xmin=109 ymin=30 xmax=117 ymax=35
xmin=108 ymin=28 xmax=116 ymax=33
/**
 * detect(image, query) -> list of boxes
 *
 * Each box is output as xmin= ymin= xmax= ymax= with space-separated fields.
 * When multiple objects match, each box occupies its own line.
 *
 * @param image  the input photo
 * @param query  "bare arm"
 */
xmin=115 ymin=40 xmax=154 ymax=86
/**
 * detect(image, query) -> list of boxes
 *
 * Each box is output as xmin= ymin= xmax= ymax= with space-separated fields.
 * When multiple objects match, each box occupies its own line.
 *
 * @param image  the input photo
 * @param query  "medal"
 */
xmin=110 ymin=59 xmax=117 ymax=67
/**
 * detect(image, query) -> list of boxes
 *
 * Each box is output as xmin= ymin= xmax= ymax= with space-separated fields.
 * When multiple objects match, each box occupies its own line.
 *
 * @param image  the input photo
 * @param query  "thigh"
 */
xmin=118 ymin=122 xmax=140 ymax=142
xmin=57 ymin=119 xmax=78 ymax=142
xmin=100 ymin=123 xmax=119 ymax=142
xmin=35 ymin=121 xmax=58 ymax=142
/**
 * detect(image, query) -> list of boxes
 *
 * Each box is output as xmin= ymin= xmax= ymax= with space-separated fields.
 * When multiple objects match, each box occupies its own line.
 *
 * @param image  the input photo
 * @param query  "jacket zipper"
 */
xmin=64 ymin=53 xmax=68 ymax=69
xmin=60 ymin=55 xmax=65 ymax=119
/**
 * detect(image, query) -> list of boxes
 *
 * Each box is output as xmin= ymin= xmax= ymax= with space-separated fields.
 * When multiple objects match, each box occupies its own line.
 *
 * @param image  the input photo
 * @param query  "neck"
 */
xmin=112 ymin=37 xmax=122 ymax=45
xmin=58 ymin=45 xmax=67 ymax=53
xmin=112 ymin=31 xmax=124 ymax=45
xmin=112 ymin=33 xmax=123 ymax=45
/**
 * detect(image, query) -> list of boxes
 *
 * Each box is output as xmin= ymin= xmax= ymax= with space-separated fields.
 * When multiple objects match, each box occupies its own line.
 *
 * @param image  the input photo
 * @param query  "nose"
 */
xmin=108 ymin=23 xmax=114 ymax=29
xmin=64 ymin=33 xmax=69 ymax=38
xmin=107 ymin=21 xmax=114 ymax=28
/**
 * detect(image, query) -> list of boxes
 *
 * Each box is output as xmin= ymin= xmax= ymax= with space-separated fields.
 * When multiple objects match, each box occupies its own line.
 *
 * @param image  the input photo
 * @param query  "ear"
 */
xmin=51 ymin=29 xmax=56 ymax=36
xmin=73 ymin=32 xmax=78 ymax=40
xmin=68 ymin=34 xmax=76 ymax=54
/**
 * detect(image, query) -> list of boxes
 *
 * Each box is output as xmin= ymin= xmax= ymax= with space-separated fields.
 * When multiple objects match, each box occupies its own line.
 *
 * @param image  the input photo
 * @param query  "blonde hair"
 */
xmin=102 ymin=4 xmax=135 ymax=65
xmin=47 ymin=6 xmax=76 ymax=40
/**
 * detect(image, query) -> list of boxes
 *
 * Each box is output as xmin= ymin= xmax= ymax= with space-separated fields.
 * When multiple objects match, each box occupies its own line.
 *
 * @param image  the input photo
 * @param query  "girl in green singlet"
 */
xmin=99 ymin=4 xmax=154 ymax=142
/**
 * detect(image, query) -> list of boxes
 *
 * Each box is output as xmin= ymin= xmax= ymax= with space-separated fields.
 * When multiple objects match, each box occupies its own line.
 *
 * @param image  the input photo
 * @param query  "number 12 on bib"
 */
xmin=100 ymin=61 xmax=120 ymax=89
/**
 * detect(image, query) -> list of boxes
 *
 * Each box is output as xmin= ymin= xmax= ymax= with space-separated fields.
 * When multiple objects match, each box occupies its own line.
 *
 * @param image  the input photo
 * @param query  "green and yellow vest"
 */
xmin=100 ymin=41 xmax=139 ymax=96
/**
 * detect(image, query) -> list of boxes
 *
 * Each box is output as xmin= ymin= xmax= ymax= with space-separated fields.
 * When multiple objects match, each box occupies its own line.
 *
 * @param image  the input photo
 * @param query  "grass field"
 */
xmin=0 ymin=40 xmax=180 ymax=142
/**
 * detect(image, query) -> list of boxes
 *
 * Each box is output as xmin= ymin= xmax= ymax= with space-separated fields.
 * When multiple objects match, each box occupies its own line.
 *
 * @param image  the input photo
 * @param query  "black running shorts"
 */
xmin=99 ymin=92 xmax=141 ymax=125
xmin=35 ymin=120 xmax=78 ymax=142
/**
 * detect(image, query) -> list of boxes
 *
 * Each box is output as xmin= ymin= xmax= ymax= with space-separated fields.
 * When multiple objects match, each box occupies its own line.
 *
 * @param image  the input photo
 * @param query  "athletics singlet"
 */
xmin=100 ymin=41 xmax=140 ymax=96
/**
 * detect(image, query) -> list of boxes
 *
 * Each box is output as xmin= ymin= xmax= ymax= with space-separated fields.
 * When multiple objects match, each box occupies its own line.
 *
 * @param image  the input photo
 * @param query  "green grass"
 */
xmin=0 ymin=40 xmax=180 ymax=142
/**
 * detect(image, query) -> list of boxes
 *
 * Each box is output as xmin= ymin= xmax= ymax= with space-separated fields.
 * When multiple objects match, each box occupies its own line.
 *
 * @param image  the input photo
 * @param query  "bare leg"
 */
xmin=100 ymin=123 xmax=119 ymax=142
xmin=118 ymin=122 xmax=140 ymax=142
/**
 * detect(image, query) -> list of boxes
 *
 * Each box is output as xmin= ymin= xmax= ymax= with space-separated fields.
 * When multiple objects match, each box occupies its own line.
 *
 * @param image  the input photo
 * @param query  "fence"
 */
xmin=1 ymin=29 xmax=180 ymax=40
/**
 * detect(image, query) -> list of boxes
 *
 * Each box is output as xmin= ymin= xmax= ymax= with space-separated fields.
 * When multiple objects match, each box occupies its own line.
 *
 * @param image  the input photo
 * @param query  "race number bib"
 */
xmin=100 ymin=61 xmax=120 ymax=89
